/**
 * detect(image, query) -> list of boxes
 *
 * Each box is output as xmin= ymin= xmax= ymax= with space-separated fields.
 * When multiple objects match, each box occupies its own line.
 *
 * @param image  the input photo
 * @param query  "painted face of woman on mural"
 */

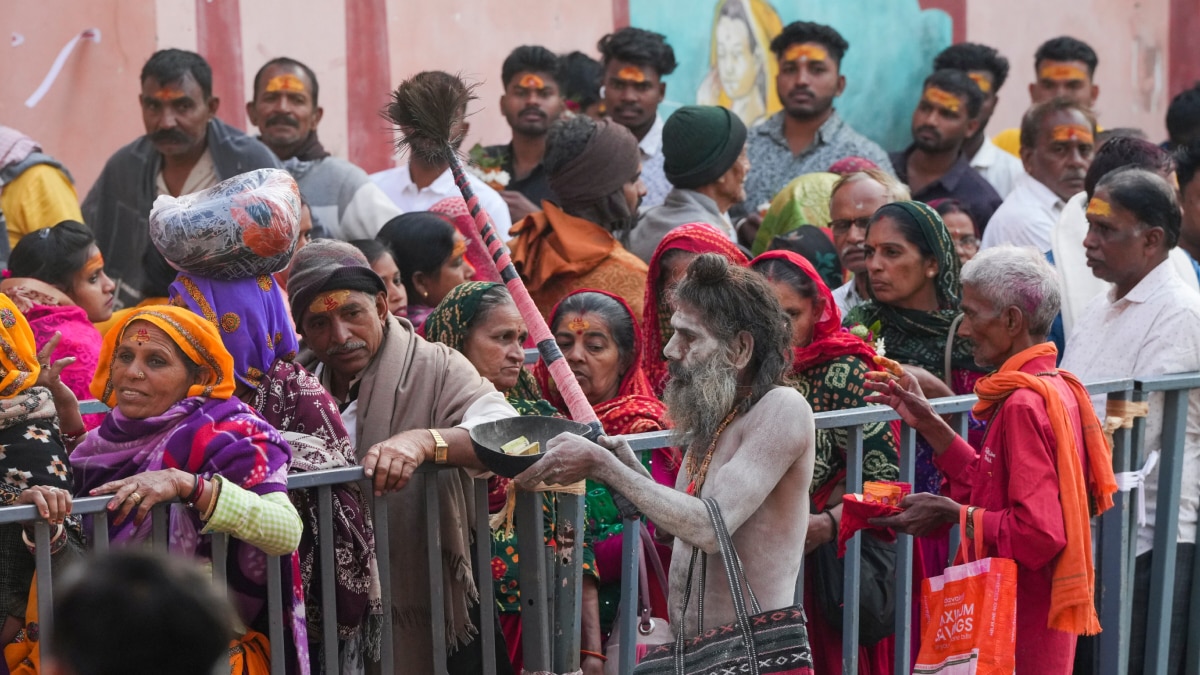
xmin=716 ymin=15 xmax=760 ymax=99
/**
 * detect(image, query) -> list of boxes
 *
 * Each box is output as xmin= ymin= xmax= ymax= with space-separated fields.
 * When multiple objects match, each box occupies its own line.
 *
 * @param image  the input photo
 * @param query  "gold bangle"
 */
xmin=965 ymin=505 xmax=978 ymax=540
xmin=429 ymin=429 xmax=448 ymax=464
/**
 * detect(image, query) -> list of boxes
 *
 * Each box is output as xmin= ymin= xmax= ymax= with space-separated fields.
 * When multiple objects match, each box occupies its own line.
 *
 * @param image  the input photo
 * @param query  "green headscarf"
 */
xmin=843 ymin=200 xmax=983 ymax=380
xmin=425 ymin=282 xmax=559 ymax=417
xmin=751 ymin=171 xmax=839 ymax=255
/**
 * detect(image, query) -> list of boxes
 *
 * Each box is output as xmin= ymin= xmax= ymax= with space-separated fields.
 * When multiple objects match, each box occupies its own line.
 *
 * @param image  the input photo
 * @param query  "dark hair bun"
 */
xmin=686 ymin=252 xmax=730 ymax=285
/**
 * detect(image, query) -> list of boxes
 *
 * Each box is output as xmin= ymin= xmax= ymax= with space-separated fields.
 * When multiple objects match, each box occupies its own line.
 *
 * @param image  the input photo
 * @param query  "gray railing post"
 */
xmin=1097 ymin=386 xmax=1134 ymax=675
xmin=474 ymin=479 xmax=498 ymax=675
xmin=424 ymin=473 xmax=448 ymax=674
xmin=34 ymin=520 xmax=53 ymax=660
xmin=373 ymin=492 xmax=395 ymax=674
xmin=893 ymin=423 xmax=916 ymax=675
xmin=552 ymin=493 xmax=584 ymax=674
xmin=1143 ymin=385 xmax=1189 ymax=674
xmin=616 ymin=517 xmax=642 ymax=674
xmin=841 ymin=424 xmax=864 ymax=674
xmin=516 ymin=489 xmax=551 ymax=670
xmin=316 ymin=484 xmax=338 ymax=675
xmin=266 ymin=554 xmax=285 ymax=675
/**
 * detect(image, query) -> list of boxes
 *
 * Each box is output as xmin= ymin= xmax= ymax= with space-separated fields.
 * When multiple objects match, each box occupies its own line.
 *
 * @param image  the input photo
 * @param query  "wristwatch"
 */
xmin=429 ymin=429 xmax=448 ymax=464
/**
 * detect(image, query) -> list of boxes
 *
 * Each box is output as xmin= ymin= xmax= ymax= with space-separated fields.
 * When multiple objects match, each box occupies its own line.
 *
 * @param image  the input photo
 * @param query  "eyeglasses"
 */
xmin=829 ymin=216 xmax=872 ymax=235
xmin=954 ymin=235 xmax=980 ymax=250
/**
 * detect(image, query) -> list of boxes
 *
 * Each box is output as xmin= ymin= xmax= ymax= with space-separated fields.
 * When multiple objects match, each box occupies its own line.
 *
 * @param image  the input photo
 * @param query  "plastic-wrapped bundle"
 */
xmin=149 ymin=168 xmax=301 ymax=279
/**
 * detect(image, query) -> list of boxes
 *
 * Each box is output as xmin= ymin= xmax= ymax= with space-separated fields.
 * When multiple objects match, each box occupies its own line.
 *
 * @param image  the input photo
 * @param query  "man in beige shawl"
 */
xmin=289 ymin=239 xmax=517 ymax=674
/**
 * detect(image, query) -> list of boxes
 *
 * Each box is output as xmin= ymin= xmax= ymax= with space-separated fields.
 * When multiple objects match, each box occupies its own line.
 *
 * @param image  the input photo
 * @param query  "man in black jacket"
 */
xmin=83 ymin=49 xmax=279 ymax=308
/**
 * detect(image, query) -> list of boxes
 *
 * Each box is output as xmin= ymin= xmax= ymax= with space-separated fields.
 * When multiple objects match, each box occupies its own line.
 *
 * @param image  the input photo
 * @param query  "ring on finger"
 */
xmin=129 ymin=492 xmax=144 ymax=505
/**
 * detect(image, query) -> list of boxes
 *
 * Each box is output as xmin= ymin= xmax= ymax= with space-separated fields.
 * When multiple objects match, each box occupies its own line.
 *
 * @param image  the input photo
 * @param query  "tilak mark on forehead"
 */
xmin=924 ymin=87 xmax=961 ymax=113
xmin=310 ymin=290 xmax=352 ymax=314
xmin=266 ymin=74 xmax=306 ymax=94
xmin=150 ymin=88 xmax=187 ymax=102
xmin=518 ymin=74 xmax=545 ymax=90
xmin=1040 ymin=64 xmax=1087 ymax=82
xmin=616 ymin=66 xmax=647 ymax=83
xmin=567 ymin=316 xmax=590 ymax=333
xmin=783 ymin=43 xmax=828 ymax=64
xmin=133 ymin=328 xmax=151 ymax=343
xmin=1051 ymin=124 xmax=1093 ymax=145
xmin=967 ymin=72 xmax=992 ymax=94
xmin=1087 ymin=198 xmax=1112 ymax=217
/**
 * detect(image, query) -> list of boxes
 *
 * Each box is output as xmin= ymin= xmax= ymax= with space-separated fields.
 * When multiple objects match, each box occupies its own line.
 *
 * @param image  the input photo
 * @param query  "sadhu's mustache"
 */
xmin=326 ymin=339 xmax=367 ymax=356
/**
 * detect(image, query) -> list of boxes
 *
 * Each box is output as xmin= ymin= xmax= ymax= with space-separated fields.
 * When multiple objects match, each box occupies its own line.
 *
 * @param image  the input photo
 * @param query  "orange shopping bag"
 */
xmin=914 ymin=507 xmax=1017 ymax=675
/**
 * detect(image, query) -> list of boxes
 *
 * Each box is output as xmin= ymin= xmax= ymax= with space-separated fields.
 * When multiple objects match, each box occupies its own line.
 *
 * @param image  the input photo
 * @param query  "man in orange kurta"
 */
xmin=508 ymin=116 xmax=648 ymax=320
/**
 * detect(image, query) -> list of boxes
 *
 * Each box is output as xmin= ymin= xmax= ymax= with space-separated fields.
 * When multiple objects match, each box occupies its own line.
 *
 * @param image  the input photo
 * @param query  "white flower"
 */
xmin=875 ymin=337 xmax=886 ymax=358
xmin=483 ymin=168 xmax=511 ymax=188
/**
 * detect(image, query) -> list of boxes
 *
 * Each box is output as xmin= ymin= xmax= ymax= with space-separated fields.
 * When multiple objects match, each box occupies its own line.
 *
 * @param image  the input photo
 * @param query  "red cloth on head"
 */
xmin=828 ymin=156 xmax=879 ymax=175
xmin=752 ymin=250 xmax=881 ymax=373
xmin=641 ymin=223 xmax=749 ymax=396
xmin=429 ymin=196 xmax=502 ymax=283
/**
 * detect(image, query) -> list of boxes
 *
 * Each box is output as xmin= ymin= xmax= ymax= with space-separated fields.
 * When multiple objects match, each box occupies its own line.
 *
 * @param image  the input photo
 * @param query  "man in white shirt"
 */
xmin=933 ymin=42 xmax=1026 ymax=198
xmin=369 ymin=71 xmax=513 ymax=239
xmin=982 ymin=98 xmax=1094 ymax=252
xmin=1060 ymin=168 xmax=1200 ymax=675
xmin=598 ymin=27 xmax=677 ymax=210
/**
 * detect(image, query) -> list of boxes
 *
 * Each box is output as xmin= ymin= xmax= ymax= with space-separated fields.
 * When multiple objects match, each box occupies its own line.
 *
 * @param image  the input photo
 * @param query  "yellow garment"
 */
xmin=0 ymin=293 xmax=40 ymax=397
xmin=93 ymin=297 xmax=169 ymax=338
xmin=2 ymin=164 xmax=83 ymax=250
xmin=706 ymin=0 xmax=784 ymax=122
xmin=91 ymin=304 xmax=236 ymax=405
xmin=3 ymin=575 xmax=41 ymax=675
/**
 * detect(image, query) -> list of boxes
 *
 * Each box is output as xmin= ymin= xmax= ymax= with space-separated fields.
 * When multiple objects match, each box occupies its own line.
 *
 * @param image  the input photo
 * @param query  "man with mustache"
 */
xmin=827 ymin=168 xmax=911 ymax=316
xmin=289 ymin=238 xmax=519 ymax=674
xmin=247 ymin=57 xmax=399 ymax=241
xmin=82 ymin=49 xmax=280 ymax=310
xmin=741 ymin=21 xmax=893 ymax=229
xmin=481 ymin=46 xmax=565 ymax=223
xmin=891 ymin=69 xmax=1002 ymax=235
xmin=597 ymin=27 xmax=678 ymax=211
xmin=370 ymin=71 xmax=513 ymax=238
xmin=981 ymin=98 xmax=1094 ymax=253
xmin=516 ymin=252 xmax=813 ymax=646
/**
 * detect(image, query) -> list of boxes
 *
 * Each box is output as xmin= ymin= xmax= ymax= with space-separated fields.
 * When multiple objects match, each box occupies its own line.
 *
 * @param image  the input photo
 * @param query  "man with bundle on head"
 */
xmin=83 ymin=49 xmax=280 ymax=310
xmin=247 ymin=57 xmax=399 ymax=240
xmin=516 ymin=253 xmax=814 ymax=658
xmin=481 ymin=45 xmax=566 ymax=222
xmin=891 ymin=69 xmax=1003 ymax=233
xmin=866 ymin=246 xmax=1117 ymax=675
xmin=289 ymin=238 xmax=518 ymax=674
xmin=993 ymin=37 xmax=1101 ymax=157
xmin=981 ymin=98 xmax=1095 ymax=252
xmin=371 ymin=71 xmax=513 ymax=238
xmin=742 ymin=21 xmax=892 ymax=224
xmin=1060 ymin=168 xmax=1200 ymax=675
xmin=932 ymin=43 xmax=1026 ymax=197
xmin=598 ymin=27 xmax=678 ymax=210
xmin=507 ymin=115 xmax=649 ymax=319
xmin=628 ymin=104 xmax=749 ymax=261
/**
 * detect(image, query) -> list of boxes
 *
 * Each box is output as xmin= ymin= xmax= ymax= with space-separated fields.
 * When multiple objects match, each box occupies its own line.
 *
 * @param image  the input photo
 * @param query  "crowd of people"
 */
xmin=0 ymin=16 xmax=1198 ymax=675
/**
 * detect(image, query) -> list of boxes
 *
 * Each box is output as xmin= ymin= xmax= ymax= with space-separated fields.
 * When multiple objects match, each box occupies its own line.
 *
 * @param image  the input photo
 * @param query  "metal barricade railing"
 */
xmin=15 ymin=374 xmax=1200 ymax=674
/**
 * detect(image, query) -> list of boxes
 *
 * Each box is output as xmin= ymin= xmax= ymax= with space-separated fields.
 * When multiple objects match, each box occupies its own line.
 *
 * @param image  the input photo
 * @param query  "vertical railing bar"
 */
xmin=266 ymin=554 xmax=285 ymax=675
xmin=317 ymin=485 xmax=338 ymax=675
xmin=151 ymin=502 xmax=168 ymax=553
xmin=841 ymin=424 xmax=863 ymax=674
xmin=425 ymin=472 xmax=448 ymax=674
xmin=516 ymin=489 xmax=550 ymax=670
xmin=373 ymin=491 xmax=394 ymax=674
xmin=34 ymin=520 xmax=53 ymax=660
xmin=92 ymin=511 xmax=108 ymax=553
xmin=617 ymin=519 xmax=642 ymax=675
xmin=893 ymin=423 xmax=916 ymax=675
xmin=1144 ymin=388 xmax=1188 ymax=674
xmin=1187 ymin=533 xmax=1200 ymax=674
xmin=1098 ymin=388 xmax=1133 ymax=675
xmin=211 ymin=532 xmax=229 ymax=589
xmin=474 ymin=479 xmax=497 ymax=675
xmin=552 ymin=493 xmax=584 ymax=674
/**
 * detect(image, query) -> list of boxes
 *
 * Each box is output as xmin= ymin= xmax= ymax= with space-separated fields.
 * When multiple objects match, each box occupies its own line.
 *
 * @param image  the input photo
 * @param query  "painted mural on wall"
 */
xmin=630 ymin=0 xmax=953 ymax=152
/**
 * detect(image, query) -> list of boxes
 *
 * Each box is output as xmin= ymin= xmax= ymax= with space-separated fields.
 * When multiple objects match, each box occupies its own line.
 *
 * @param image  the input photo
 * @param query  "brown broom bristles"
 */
xmin=384 ymin=70 xmax=478 ymax=165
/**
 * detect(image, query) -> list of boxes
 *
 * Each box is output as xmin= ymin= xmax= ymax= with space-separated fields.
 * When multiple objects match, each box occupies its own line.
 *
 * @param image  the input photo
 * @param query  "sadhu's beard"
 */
xmin=663 ymin=349 xmax=740 ymax=451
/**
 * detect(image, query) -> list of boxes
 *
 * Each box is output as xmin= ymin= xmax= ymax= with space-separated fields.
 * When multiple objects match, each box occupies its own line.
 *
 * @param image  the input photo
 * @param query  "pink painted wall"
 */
xmin=0 ymin=0 xmax=1183 ymax=198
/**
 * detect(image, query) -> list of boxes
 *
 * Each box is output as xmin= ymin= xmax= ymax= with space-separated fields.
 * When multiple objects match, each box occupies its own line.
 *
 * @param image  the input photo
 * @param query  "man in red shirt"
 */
xmin=866 ymin=246 xmax=1117 ymax=675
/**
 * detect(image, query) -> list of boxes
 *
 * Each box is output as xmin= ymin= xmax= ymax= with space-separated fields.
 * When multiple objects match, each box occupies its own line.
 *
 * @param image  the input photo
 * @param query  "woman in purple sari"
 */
xmin=69 ymin=305 xmax=310 ymax=675
xmin=169 ymin=272 xmax=381 ymax=672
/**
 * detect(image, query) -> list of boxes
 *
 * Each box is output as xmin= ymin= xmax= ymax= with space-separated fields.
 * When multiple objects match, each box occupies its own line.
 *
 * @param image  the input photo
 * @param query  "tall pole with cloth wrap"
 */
xmin=386 ymin=72 xmax=642 ymax=675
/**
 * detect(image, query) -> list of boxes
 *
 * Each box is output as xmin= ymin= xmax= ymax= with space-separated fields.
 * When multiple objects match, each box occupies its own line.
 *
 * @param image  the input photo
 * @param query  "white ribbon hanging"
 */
xmin=24 ymin=28 xmax=101 ymax=108
xmin=1114 ymin=450 xmax=1159 ymax=527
